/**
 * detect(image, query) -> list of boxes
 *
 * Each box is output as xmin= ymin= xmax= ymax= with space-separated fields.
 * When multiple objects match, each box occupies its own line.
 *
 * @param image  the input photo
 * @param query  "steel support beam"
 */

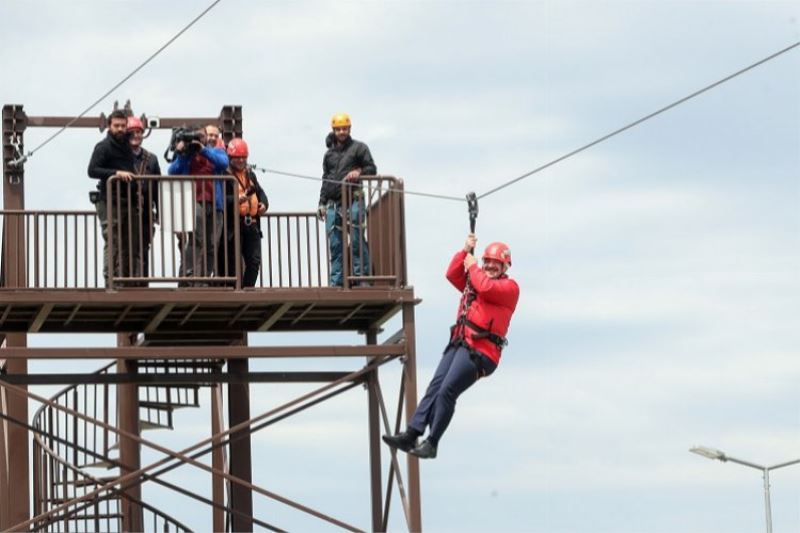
xmin=2 ymin=334 xmax=29 ymax=530
xmin=228 ymin=333 xmax=253 ymax=532
xmin=24 ymin=115 xmax=219 ymax=130
xmin=117 ymin=333 xmax=143 ymax=532
xmin=257 ymin=302 xmax=292 ymax=331
xmin=29 ymin=303 xmax=53 ymax=333
xmin=211 ymin=385 xmax=225 ymax=533
xmin=144 ymin=303 xmax=174 ymax=333
xmin=0 ymin=344 xmax=404 ymax=359
xmin=0 ymin=385 xmax=9 ymax=530
xmin=2 ymin=104 xmax=29 ymax=532
xmin=402 ymin=303 xmax=422 ymax=532
xmin=0 ymin=288 xmax=415 ymax=305
xmin=0 ymin=371 xmax=357 ymax=386
xmin=220 ymin=105 xmax=243 ymax=145
xmin=366 ymin=328 xmax=384 ymax=532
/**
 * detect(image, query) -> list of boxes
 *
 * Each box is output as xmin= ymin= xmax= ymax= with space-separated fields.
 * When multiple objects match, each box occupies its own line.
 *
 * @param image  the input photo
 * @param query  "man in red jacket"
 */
xmin=383 ymin=234 xmax=519 ymax=459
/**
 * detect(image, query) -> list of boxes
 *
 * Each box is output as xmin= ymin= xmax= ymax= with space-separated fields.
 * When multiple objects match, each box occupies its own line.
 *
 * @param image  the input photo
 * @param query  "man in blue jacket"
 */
xmin=168 ymin=126 xmax=228 ymax=284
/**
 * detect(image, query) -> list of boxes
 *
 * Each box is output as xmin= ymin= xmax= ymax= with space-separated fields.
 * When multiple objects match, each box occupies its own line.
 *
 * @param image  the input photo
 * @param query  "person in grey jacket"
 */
xmin=317 ymin=113 xmax=376 ymax=287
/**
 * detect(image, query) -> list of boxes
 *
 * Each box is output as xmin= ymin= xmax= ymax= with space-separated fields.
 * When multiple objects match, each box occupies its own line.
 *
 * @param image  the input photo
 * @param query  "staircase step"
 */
xmin=139 ymin=401 xmax=192 ymax=410
xmin=62 ymin=475 xmax=117 ymax=487
xmin=63 ymin=512 xmax=123 ymax=520
xmin=140 ymin=419 xmax=173 ymax=430
xmin=139 ymin=385 xmax=200 ymax=409
xmin=77 ymin=456 xmax=118 ymax=469
xmin=136 ymin=358 xmax=225 ymax=371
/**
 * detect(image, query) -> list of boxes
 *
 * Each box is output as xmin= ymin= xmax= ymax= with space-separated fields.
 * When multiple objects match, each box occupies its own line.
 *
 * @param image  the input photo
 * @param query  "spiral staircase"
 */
xmin=30 ymin=357 xmax=224 ymax=532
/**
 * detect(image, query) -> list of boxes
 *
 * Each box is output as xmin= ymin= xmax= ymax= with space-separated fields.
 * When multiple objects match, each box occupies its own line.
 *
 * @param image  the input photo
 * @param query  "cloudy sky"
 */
xmin=2 ymin=0 xmax=799 ymax=531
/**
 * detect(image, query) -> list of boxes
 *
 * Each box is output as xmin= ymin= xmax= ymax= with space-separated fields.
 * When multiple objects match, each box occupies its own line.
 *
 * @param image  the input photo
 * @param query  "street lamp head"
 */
xmin=690 ymin=446 xmax=728 ymax=462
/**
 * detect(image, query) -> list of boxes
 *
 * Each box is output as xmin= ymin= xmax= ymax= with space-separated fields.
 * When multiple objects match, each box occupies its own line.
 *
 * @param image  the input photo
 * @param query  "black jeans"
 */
xmin=95 ymin=198 xmax=141 ymax=282
xmin=409 ymin=343 xmax=496 ymax=446
xmin=219 ymin=220 xmax=262 ymax=287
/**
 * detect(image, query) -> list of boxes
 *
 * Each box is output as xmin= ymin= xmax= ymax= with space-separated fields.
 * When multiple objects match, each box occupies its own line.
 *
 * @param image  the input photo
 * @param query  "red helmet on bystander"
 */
xmin=126 ymin=116 xmax=144 ymax=132
xmin=227 ymin=138 xmax=249 ymax=158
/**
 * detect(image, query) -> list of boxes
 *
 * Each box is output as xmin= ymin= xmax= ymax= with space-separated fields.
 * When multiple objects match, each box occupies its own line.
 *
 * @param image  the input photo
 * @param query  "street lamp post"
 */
xmin=689 ymin=445 xmax=800 ymax=533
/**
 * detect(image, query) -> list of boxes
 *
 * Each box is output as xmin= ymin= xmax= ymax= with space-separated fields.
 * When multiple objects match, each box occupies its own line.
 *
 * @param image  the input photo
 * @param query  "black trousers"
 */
xmin=219 ymin=220 xmax=262 ymax=287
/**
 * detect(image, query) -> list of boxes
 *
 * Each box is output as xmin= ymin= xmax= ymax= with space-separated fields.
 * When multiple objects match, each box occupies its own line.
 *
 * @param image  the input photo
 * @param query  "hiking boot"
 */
xmin=408 ymin=440 xmax=437 ymax=459
xmin=382 ymin=431 xmax=418 ymax=453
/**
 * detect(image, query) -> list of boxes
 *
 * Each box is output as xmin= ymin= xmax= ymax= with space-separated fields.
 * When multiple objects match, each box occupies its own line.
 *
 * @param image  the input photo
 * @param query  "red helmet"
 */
xmin=482 ymin=242 xmax=511 ymax=266
xmin=227 ymin=138 xmax=249 ymax=158
xmin=126 ymin=116 xmax=144 ymax=132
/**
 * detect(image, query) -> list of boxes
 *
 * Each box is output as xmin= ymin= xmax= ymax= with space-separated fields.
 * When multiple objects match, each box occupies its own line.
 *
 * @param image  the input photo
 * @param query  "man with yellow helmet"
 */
xmin=317 ymin=113 xmax=377 ymax=287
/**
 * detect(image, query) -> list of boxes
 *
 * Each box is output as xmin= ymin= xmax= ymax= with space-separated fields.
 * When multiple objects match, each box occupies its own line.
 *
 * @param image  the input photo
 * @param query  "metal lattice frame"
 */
xmin=0 ymin=103 xmax=422 ymax=532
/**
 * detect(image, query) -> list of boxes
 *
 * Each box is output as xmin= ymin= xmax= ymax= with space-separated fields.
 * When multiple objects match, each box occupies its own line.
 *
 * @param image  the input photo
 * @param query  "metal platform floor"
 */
xmin=0 ymin=287 xmax=417 ymax=334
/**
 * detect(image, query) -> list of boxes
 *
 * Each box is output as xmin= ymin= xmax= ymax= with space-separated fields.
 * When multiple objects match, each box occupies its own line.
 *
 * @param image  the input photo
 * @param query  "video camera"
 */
xmin=164 ymin=126 xmax=205 ymax=162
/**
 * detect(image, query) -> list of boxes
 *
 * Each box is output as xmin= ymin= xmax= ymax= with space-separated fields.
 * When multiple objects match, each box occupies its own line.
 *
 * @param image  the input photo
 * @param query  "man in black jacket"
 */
xmin=87 ymin=109 xmax=137 ymax=282
xmin=317 ymin=113 xmax=376 ymax=287
xmin=127 ymin=116 xmax=161 ymax=279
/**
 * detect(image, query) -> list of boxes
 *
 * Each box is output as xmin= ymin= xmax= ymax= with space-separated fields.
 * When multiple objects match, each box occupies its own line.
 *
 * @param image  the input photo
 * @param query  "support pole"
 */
xmin=402 ymin=303 xmax=422 ymax=532
xmin=0 ymin=387 xmax=8 ymax=530
xmin=2 ymin=105 xmax=29 ymax=531
xmin=366 ymin=328 xmax=383 ymax=532
xmin=211 ymin=384 xmax=226 ymax=532
xmin=228 ymin=333 xmax=253 ymax=532
xmin=3 ymin=336 xmax=29 ymax=531
xmin=762 ymin=468 xmax=773 ymax=533
xmin=117 ymin=333 xmax=143 ymax=532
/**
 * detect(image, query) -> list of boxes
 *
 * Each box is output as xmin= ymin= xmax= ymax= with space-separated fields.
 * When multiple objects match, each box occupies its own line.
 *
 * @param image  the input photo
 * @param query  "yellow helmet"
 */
xmin=331 ymin=113 xmax=351 ymax=128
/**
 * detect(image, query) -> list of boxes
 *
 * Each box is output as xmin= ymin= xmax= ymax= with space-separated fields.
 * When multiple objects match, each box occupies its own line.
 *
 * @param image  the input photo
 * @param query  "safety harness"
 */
xmin=449 ymin=192 xmax=509 ymax=352
xmin=233 ymin=168 xmax=259 ymax=219
xmin=450 ymin=317 xmax=509 ymax=350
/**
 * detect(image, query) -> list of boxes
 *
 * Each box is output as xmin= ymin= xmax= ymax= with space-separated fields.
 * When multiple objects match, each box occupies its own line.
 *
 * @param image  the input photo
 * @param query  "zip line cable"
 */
xmin=252 ymin=40 xmax=799 ymax=206
xmin=250 ymin=165 xmax=466 ymax=202
xmin=13 ymin=0 xmax=224 ymax=165
xmin=12 ymin=23 xmax=797 ymax=207
xmin=477 ymin=40 xmax=800 ymax=200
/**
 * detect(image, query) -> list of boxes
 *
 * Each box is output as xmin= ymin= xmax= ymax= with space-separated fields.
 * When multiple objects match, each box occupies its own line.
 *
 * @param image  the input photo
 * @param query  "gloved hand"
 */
xmin=317 ymin=203 xmax=327 ymax=221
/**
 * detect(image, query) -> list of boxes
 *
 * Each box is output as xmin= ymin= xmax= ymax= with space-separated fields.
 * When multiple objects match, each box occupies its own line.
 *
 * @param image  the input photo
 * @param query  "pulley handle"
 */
xmin=466 ymin=192 xmax=478 ymax=254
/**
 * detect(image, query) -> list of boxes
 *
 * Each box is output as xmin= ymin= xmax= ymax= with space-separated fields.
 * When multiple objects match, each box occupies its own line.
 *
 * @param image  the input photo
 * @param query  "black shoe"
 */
xmin=408 ymin=440 xmax=437 ymax=459
xmin=382 ymin=431 xmax=418 ymax=453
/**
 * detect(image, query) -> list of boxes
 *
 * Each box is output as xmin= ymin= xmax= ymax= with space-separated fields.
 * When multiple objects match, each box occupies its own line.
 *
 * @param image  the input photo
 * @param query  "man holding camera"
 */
xmin=218 ymin=138 xmax=268 ymax=287
xmin=127 ymin=116 xmax=161 ymax=279
xmin=317 ymin=113 xmax=376 ymax=288
xmin=88 ymin=109 xmax=137 ymax=282
xmin=168 ymin=125 xmax=229 ymax=283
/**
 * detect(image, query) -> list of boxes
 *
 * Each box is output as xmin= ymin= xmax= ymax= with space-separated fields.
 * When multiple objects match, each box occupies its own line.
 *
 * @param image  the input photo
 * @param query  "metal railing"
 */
xmin=106 ymin=175 xmax=241 ymax=288
xmin=0 ymin=175 xmax=407 ymax=290
xmin=0 ymin=209 xmax=102 ymax=288
xmin=341 ymin=176 xmax=407 ymax=288
xmin=30 ymin=363 xmax=192 ymax=532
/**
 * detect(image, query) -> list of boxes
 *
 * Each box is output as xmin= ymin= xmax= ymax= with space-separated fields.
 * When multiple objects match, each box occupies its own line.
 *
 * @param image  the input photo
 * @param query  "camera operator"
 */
xmin=168 ymin=125 xmax=229 ymax=284
xmin=218 ymin=138 xmax=268 ymax=287
xmin=87 ymin=109 xmax=137 ymax=282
